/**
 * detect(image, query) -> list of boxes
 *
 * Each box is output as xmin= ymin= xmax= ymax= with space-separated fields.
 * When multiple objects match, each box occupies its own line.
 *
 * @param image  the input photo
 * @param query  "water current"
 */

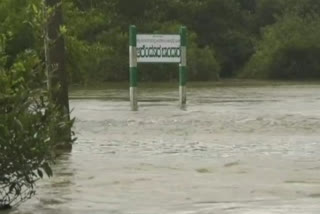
xmin=11 ymin=82 xmax=320 ymax=214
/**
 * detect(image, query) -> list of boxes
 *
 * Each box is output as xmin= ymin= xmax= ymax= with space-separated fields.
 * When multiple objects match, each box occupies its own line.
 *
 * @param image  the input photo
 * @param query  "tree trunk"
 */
xmin=45 ymin=0 xmax=72 ymax=151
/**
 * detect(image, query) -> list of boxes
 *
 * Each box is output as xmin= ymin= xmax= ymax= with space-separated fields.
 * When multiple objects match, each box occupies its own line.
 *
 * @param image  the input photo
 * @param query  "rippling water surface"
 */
xmin=11 ymin=82 xmax=320 ymax=214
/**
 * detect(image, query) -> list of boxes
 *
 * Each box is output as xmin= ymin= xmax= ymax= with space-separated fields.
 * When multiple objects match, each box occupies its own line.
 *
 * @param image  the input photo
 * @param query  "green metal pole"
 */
xmin=129 ymin=25 xmax=138 ymax=111
xmin=179 ymin=26 xmax=187 ymax=108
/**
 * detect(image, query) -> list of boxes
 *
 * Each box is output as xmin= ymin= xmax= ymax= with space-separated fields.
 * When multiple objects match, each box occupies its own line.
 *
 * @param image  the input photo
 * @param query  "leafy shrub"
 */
xmin=0 ymin=34 xmax=73 ymax=209
xmin=242 ymin=12 xmax=320 ymax=79
xmin=189 ymin=46 xmax=220 ymax=81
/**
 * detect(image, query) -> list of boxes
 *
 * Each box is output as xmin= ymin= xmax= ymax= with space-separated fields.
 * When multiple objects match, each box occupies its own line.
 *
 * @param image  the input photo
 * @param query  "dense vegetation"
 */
xmin=3 ymin=0 xmax=320 ymax=84
xmin=64 ymin=0 xmax=320 ymax=82
xmin=0 ymin=0 xmax=73 ymax=208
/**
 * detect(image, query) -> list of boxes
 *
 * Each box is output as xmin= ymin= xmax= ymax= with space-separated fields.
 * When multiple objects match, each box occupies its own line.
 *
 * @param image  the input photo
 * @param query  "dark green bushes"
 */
xmin=0 ymin=1 xmax=73 ymax=208
xmin=242 ymin=13 xmax=320 ymax=79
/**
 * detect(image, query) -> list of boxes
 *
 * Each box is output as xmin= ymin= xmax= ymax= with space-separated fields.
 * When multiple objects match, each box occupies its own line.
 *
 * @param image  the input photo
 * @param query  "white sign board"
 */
xmin=137 ymin=34 xmax=181 ymax=63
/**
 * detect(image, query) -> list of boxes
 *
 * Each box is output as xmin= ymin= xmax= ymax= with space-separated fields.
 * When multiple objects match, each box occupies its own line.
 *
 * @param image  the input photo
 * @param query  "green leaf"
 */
xmin=60 ymin=25 xmax=67 ymax=35
xmin=14 ymin=117 xmax=24 ymax=131
xmin=32 ymin=4 xmax=38 ymax=14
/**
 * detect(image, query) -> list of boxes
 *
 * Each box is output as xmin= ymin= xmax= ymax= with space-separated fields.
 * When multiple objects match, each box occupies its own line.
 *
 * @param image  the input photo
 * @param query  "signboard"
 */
xmin=129 ymin=25 xmax=187 ymax=111
xmin=137 ymin=34 xmax=181 ymax=63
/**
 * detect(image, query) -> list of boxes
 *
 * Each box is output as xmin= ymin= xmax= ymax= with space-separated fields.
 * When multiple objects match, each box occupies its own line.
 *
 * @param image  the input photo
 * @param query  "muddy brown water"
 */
xmin=10 ymin=82 xmax=320 ymax=213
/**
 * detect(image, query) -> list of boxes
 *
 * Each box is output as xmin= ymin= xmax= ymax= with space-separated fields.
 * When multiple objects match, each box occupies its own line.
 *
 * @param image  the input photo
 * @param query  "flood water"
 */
xmin=11 ymin=81 xmax=320 ymax=213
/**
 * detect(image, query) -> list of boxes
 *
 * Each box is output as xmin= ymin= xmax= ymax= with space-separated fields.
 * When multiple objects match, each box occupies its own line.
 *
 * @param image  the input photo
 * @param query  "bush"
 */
xmin=189 ymin=46 xmax=220 ymax=81
xmin=242 ymin=12 xmax=320 ymax=79
xmin=0 ymin=35 xmax=72 ymax=208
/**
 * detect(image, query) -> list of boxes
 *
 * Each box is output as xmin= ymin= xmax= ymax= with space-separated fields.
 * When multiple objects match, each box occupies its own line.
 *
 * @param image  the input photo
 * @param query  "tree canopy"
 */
xmin=3 ymin=0 xmax=320 ymax=83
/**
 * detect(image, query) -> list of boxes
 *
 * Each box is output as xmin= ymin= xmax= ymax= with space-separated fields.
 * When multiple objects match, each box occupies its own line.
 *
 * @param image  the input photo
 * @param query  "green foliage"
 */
xmin=64 ymin=1 xmax=127 ymax=83
xmin=5 ymin=0 xmax=320 ymax=83
xmin=189 ymin=46 xmax=220 ymax=81
xmin=0 ymin=0 xmax=73 ymax=208
xmin=184 ymin=0 xmax=254 ymax=77
xmin=242 ymin=12 xmax=320 ymax=79
xmin=1 ymin=37 xmax=47 ymax=208
xmin=64 ymin=1 xmax=223 ymax=83
xmin=253 ymin=0 xmax=285 ymax=31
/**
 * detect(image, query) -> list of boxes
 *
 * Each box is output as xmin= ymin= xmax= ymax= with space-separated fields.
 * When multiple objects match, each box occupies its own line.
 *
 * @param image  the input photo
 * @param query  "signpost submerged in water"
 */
xmin=129 ymin=25 xmax=187 ymax=111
